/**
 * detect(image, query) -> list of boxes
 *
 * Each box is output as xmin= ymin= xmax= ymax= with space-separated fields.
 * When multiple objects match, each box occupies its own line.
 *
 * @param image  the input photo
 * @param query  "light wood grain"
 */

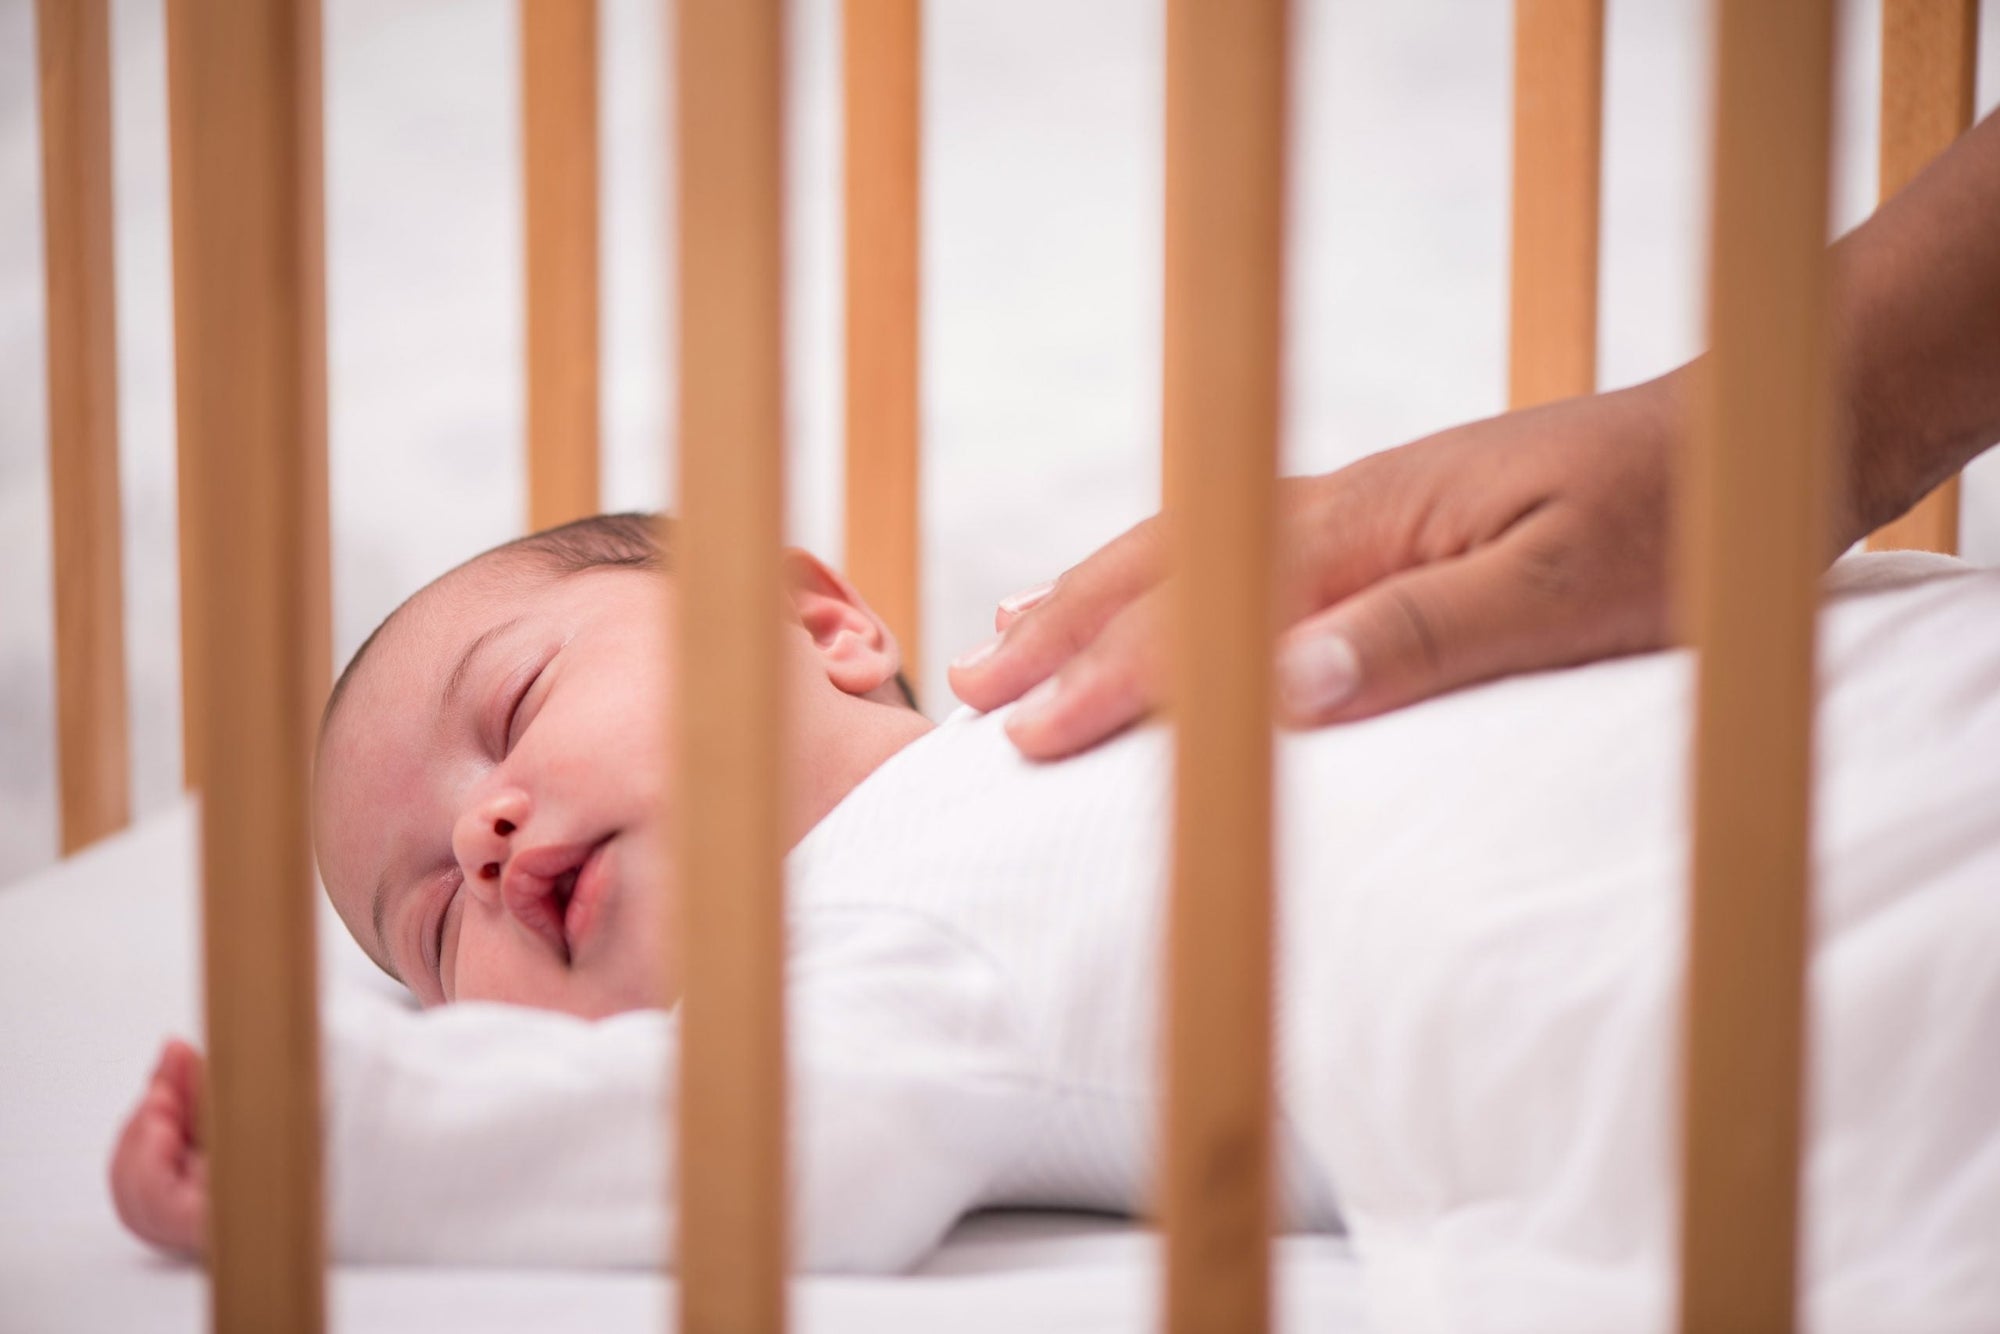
xmin=298 ymin=0 xmax=332 ymax=745
xmin=675 ymin=1 xmax=789 ymax=1329
xmin=1160 ymin=1 xmax=1288 ymax=1330
xmin=1507 ymin=0 xmax=1604 ymax=409
xmin=166 ymin=0 xmax=202 ymax=795
xmin=522 ymin=0 xmax=601 ymax=532
xmin=165 ymin=1 xmax=330 ymax=1329
xmin=843 ymin=0 xmax=923 ymax=683
xmin=1864 ymin=0 xmax=1977 ymax=555
xmin=36 ymin=0 xmax=131 ymax=854
xmin=1676 ymin=1 xmax=1835 ymax=1329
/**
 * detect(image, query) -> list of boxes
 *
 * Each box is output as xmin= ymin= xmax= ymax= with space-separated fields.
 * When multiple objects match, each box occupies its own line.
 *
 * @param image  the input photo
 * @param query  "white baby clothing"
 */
xmin=325 ymin=697 xmax=1342 ymax=1271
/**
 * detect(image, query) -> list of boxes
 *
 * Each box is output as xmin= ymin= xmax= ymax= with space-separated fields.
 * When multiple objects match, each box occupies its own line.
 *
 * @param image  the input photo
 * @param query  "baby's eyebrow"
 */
xmin=441 ymin=616 xmax=523 ymax=712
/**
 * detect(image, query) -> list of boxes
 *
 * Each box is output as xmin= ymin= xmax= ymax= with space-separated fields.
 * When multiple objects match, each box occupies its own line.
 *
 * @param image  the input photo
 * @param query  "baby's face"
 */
xmin=316 ymin=560 xmax=677 ymax=1017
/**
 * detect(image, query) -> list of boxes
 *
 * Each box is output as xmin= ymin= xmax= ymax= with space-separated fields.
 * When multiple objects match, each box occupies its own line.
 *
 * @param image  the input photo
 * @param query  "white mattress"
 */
xmin=0 ymin=801 xmax=1366 ymax=1333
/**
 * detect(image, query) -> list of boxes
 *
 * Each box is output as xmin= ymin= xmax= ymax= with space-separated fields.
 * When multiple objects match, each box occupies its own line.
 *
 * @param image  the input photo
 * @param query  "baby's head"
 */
xmin=313 ymin=513 xmax=930 ymax=1018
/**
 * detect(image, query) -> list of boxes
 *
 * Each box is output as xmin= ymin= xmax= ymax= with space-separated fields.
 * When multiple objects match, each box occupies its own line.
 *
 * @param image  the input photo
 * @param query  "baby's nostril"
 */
xmin=480 ymin=862 xmax=501 ymax=880
xmin=494 ymin=819 xmax=515 ymax=837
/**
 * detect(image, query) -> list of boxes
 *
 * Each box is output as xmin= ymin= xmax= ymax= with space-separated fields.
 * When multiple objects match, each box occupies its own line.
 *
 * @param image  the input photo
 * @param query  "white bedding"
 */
xmin=5 ymin=555 xmax=1997 ymax=1333
xmin=0 ymin=799 xmax=1365 ymax=1333
xmin=1288 ymin=554 xmax=2000 ymax=1333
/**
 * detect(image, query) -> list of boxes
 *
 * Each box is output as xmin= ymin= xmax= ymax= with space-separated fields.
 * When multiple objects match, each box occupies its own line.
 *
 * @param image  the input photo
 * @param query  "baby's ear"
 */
xmin=782 ymin=549 xmax=904 ymax=698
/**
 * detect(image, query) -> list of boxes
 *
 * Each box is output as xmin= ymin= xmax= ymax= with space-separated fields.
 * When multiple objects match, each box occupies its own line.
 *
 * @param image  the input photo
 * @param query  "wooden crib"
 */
xmin=31 ymin=0 xmax=1982 ymax=1330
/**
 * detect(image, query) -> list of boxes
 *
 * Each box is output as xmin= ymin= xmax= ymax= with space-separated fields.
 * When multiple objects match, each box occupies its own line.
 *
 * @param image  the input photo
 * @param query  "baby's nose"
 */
xmin=453 ymin=790 xmax=528 ymax=901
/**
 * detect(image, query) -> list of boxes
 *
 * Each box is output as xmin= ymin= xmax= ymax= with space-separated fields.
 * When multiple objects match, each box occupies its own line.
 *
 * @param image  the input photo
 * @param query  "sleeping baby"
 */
xmin=111 ymin=510 xmax=1334 ymax=1266
xmin=107 ymin=514 xmax=2000 ymax=1324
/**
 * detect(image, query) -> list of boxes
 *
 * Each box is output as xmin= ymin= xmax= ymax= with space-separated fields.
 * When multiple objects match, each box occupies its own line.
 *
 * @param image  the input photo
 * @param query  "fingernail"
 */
xmin=1278 ymin=633 xmax=1360 ymax=716
xmin=997 ymin=580 xmax=1056 ymax=619
xmin=1007 ymin=675 xmax=1062 ymax=731
xmin=951 ymin=634 xmax=1002 ymax=672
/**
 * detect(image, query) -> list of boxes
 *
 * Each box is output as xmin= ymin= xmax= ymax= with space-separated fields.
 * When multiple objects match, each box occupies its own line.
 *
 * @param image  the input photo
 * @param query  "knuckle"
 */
xmin=1511 ymin=535 xmax=1581 ymax=605
xmin=1025 ymin=597 xmax=1100 ymax=668
xmin=1382 ymin=586 xmax=1445 ymax=680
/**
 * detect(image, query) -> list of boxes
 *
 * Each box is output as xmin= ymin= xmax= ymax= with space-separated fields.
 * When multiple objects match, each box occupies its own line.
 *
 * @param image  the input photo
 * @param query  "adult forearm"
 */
xmin=1830 ymin=108 xmax=2000 ymax=540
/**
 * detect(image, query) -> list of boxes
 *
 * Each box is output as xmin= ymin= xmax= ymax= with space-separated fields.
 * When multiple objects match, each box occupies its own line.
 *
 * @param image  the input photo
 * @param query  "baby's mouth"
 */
xmin=501 ymin=837 xmax=614 ymax=962
xmin=549 ymin=870 xmax=578 ymax=949
xmin=561 ymin=841 xmax=614 ymax=957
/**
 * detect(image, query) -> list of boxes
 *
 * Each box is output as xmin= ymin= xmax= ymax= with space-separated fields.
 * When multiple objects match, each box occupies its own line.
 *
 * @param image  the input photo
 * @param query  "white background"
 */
xmin=2 ymin=0 xmax=1997 ymax=885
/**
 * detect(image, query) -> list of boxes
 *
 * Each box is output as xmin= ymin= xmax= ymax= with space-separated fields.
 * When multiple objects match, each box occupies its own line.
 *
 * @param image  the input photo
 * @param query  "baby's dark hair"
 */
xmin=320 ymin=511 xmax=916 ymax=740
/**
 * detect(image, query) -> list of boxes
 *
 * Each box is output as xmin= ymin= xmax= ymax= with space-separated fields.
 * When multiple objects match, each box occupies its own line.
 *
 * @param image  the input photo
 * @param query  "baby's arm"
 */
xmin=109 ymin=911 xmax=1039 ymax=1272
xmin=104 ymin=1008 xmax=670 ymax=1266
xmin=328 ymin=912 xmax=1043 ymax=1270
xmin=323 ymin=989 xmax=673 ymax=1266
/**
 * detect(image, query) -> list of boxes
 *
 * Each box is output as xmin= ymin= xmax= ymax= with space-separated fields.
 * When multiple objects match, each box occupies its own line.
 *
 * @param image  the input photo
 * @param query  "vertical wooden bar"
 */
xmin=1506 ymin=0 xmax=1604 ymax=408
xmin=36 ymin=0 xmax=132 ymax=853
xmin=842 ymin=0 xmax=922 ymax=680
xmin=167 ymin=0 xmax=203 ymax=795
xmin=675 ymin=1 xmax=788 ymax=1330
xmin=299 ymin=0 xmax=331 ymax=724
xmin=1676 ymin=2 xmax=1835 ymax=1330
xmin=165 ymin=1 xmax=328 ymax=1330
xmin=1160 ymin=1 xmax=1287 ymax=1331
xmin=1864 ymin=0 xmax=1977 ymax=554
xmin=522 ymin=0 xmax=601 ymax=531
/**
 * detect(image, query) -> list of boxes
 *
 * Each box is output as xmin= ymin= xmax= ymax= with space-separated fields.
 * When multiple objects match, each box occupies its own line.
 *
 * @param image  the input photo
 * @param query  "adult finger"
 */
xmin=950 ymin=516 xmax=1166 ymax=713
xmin=1273 ymin=528 xmax=1652 ymax=725
xmin=1001 ymin=586 xmax=1169 ymax=760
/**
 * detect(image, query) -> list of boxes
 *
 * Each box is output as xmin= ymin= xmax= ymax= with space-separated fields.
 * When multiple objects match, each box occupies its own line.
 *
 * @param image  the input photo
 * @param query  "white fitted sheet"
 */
xmin=0 ymin=802 xmax=1366 ymax=1333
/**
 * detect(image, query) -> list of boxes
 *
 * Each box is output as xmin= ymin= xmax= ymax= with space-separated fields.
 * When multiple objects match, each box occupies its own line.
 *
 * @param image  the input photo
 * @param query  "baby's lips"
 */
xmin=497 ymin=842 xmax=592 ymax=958
xmin=507 ymin=838 xmax=601 ymax=882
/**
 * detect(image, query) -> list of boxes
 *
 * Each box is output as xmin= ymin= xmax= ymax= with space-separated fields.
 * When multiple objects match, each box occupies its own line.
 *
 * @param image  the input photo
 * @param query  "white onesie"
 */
xmin=324 ymin=700 xmax=1341 ymax=1271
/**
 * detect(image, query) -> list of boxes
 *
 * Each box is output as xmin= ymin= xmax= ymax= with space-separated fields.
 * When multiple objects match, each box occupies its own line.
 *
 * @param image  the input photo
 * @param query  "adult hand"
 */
xmin=950 ymin=374 xmax=1702 ymax=759
xmin=954 ymin=108 xmax=2000 ymax=761
xmin=109 ymin=1038 xmax=208 ymax=1257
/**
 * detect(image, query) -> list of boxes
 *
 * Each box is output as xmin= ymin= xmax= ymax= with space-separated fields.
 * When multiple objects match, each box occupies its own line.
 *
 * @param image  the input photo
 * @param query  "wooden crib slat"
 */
xmin=1160 ymin=1 xmax=1288 ymax=1330
xmin=843 ymin=0 xmax=923 ymax=683
xmin=675 ymin=1 xmax=789 ymax=1329
xmin=1864 ymin=0 xmax=1978 ymax=555
xmin=522 ymin=0 xmax=601 ymax=531
xmin=164 ymin=1 xmax=330 ymax=1330
xmin=1506 ymin=0 xmax=1604 ymax=409
xmin=36 ymin=0 xmax=131 ymax=854
xmin=167 ymin=0 xmax=204 ymax=796
xmin=1676 ymin=1 xmax=1836 ymax=1330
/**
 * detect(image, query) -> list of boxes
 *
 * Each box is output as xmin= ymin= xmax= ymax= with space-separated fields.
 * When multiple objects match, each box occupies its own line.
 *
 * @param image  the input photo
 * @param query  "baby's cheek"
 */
xmin=449 ymin=928 xmax=582 ymax=1013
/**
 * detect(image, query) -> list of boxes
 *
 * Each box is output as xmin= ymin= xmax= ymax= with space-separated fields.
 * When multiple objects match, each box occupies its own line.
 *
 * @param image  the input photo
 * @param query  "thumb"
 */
xmin=1274 ymin=542 xmax=1579 ymax=725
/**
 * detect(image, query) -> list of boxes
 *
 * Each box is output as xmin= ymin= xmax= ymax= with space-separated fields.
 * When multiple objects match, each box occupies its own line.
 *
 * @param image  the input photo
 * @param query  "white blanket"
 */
xmin=1283 ymin=552 xmax=2000 ymax=1332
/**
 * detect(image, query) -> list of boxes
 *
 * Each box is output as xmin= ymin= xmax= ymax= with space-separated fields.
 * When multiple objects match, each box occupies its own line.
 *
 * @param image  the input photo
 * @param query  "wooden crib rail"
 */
xmin=1506 ymin=0 xmax=1604 ymax=409
xmin=164 ymin=0 xmax=332 ymax=1330
xmin=1676 ymin=0 xmax=1836 ymax=1328
xmin=1864 ymin=0 xmax=1979 ymax=556
xmin=674 ymin=0 xmax=791 ymax=1329
xmin=36 ymin=0 xmax=131 ymax=855
xmin=96 ymin=1 xmax=1914 ymax=1329
xmin=1159 ymin=1 xmax=1288 ymax=1329
xmin=843 ymin=0 xmax=925 ymax=685
xmin=522 ymin=0 xmax=602 ymax=531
